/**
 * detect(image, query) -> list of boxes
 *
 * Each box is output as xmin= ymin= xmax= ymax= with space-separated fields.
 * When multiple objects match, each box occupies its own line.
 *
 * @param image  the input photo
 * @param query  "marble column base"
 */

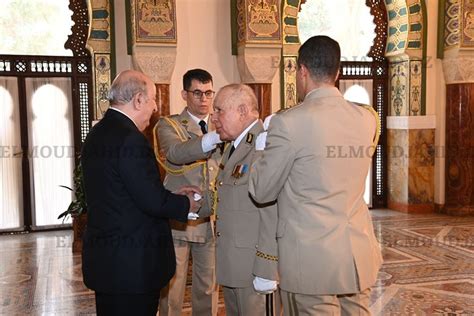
xmin=387 ymin=116 xmax=435 ymax=213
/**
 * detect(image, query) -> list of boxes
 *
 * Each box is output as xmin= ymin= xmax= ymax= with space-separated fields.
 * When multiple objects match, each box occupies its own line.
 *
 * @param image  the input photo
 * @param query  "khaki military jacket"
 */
xmin=156 ymin=109 xmax=221 ymax=243
xmin=249 ymin=87 xmax=383 ymax=295
xmin=215 ymin=121 xmax=278 ymax=288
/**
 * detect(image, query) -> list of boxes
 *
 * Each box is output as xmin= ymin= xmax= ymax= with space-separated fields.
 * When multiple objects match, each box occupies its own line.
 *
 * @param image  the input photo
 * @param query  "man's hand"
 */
xmin=175 ymin=185 xmax=202 ymax=213
xmin=253 ymin=276 xmax=277 ymax=294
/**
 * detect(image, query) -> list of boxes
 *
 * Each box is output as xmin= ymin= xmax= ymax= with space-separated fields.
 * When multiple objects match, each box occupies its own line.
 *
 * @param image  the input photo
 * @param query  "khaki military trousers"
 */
xmin=222 ymin=285 xmax=266 ymax=316
xmin=159 ymin=238 xmax=218 ymax=316
xmin=280 ymin=288 xmax=371 ymax=316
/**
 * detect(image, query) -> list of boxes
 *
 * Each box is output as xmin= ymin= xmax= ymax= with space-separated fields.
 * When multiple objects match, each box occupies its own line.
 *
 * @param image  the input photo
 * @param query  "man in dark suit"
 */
xmin=81 ymin=70 xmax=201 ymax=316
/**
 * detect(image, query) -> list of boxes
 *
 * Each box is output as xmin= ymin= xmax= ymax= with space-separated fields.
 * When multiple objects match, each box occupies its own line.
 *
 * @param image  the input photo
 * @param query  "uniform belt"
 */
xmin=189 ymin=216 xmax=211 ymax=225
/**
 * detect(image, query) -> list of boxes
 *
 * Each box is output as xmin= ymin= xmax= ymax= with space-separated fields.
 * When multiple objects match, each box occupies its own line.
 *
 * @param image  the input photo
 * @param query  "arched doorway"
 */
xmin=0 ymin=0 xmax=93 ymax=231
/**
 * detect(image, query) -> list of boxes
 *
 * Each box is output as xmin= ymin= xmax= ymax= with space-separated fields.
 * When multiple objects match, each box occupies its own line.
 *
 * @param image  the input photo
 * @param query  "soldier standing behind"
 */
xmin=156 ymin=69 xmax=222 ymax=315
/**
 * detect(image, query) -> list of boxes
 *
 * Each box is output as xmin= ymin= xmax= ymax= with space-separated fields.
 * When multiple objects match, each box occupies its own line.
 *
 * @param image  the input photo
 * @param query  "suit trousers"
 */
xmin=159 ymin=238 xmax=218 ymax=316
xmin=280 ymin=288 xmax=371 ymax=316
xmin=95 ymin=291 xmax=159 ymax=316
xmin=222 ymin=285 xmax=265 ymax=316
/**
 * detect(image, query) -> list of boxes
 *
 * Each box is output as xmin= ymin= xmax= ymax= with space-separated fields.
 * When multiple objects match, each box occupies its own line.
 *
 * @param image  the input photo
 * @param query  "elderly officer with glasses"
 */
xmin=155 ymin=69 xmax=222 ymax=315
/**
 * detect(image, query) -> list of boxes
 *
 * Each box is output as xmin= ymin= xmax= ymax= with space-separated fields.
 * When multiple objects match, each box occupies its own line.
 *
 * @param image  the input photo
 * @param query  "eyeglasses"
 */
xmin=186 ymin=89 xmax=215 ymax=99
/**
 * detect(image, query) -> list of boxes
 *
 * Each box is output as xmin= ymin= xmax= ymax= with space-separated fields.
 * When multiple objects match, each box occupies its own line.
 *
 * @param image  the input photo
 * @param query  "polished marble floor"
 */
xmin=1 ymin=209 xmax=474 ymax=315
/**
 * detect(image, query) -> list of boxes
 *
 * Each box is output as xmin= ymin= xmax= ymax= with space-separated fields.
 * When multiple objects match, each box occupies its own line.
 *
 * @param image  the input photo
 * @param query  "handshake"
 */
xmin=174 ymin=186 xmax=203 ymax=220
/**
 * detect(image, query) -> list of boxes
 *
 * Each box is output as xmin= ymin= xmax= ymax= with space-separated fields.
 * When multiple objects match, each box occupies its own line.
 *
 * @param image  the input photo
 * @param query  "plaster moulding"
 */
xmin=386 ymin=115 xmax=436 ymax=129
xmin=132 ymin=45 xmax=177 ymax=84
xmin=442 ymin=54 xmax=474 ymax=84
xmin=237 ymin=45 xmax=282 ymax=83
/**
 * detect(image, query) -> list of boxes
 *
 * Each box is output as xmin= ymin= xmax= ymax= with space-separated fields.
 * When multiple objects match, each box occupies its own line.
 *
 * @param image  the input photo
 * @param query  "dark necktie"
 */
xmin=198 ymin=120 xmax=208 ymax=134
xmin=228 ymin=144 xmax=236 ymax=158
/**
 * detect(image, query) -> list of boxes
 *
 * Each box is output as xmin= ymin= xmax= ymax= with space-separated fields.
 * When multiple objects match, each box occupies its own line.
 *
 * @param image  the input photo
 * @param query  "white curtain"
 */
xmin=339 ymin=79 xmax=373 ymax=206
xmin=0 ymin=77 xmax=23 ymax=230
xmin=25 ymin=78 xmax=73 ymax=227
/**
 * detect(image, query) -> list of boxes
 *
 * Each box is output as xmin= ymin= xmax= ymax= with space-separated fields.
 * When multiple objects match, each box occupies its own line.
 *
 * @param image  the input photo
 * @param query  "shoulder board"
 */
xmin=277 ymin=102 xmax=303 ymax=114
xmin=161 ymin=114 xmax=179 ymax=123
xmin=165 ymin=114 xmax=180 ymax=121
xmin=351 ymin=101 xmax=368 ymax=107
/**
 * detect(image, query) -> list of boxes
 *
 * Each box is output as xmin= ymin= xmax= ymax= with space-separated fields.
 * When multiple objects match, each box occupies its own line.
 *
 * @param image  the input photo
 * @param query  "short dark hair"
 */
xmin=183 ymin=69 xmax=213 ymax=90
xmin=297 ymin=35 xmax=341 ymax=83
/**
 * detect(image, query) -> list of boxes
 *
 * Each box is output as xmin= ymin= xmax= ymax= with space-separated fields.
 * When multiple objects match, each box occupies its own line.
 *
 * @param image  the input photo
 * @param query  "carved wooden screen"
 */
xmin=0 ymin=0 xmax=92 ymax=147
xmin=337 ymin=0 xmax=388 ymax=208
xmin=0 ymin=0 xmax=92 ymax=231
xmin=290 ymin=0 xmax=388 ymax=208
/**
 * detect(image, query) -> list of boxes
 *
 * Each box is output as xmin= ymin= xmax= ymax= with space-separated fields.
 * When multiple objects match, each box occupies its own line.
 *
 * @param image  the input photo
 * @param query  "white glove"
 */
xmin=188 ymin=193 xmax=202 ymax=220
xmin=253 ymin=276 xmax=277 ymax=294
xmin=255 ymin=132 xmax=267 ymax=151
xmin=201 ymin=131 xmax=223 ymax=153
xmin=263 ymin=114 xmax=275 ymax=130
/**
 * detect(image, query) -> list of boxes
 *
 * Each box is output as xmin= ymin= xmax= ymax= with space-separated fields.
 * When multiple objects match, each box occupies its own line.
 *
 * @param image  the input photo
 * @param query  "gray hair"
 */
xmin=108 ymin=72 xmax=149 ymax=105
xmin=222 ymin=84 xmax=259 ymax=114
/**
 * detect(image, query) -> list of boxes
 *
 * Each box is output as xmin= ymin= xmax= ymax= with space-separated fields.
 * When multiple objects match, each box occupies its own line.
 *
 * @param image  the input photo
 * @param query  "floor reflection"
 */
xmin=1 ymin=210 xmax=474 ymax=315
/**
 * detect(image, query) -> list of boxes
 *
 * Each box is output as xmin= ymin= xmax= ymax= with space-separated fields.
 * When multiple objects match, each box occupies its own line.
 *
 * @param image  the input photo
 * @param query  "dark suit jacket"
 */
xmin=81 ymin=109 xmax=189 ymax=294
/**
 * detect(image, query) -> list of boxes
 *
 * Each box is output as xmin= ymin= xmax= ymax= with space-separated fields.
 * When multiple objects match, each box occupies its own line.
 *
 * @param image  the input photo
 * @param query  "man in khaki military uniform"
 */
xmin=249 ymin=36 xmax=383 ymax=315
xmin=211 ymin=84 xmax=278 ymax=315
xmin=155 ymin=69 xmax=221 ymax=315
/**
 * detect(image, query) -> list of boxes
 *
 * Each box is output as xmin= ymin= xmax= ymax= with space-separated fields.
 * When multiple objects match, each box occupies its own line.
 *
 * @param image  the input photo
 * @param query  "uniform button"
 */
xmin=233 ymin=181 xmax=237 ymax=185
xmin=219 ymin=181 xmax=223 ymax=186
xmin=217 ymin=232 xmax=221 ymax=237
xmin=216 ymin=215 xmax=219 ymax=220
xmin=217 ymin=197 xmax=220 ymax=202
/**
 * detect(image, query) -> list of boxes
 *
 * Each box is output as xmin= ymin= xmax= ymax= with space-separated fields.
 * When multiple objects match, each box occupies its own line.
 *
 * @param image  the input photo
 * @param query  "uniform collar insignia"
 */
xmin=181 ymin=119 xmax=189 ymax=125
xmin=246 ymin=133 xmax=254 ymax=144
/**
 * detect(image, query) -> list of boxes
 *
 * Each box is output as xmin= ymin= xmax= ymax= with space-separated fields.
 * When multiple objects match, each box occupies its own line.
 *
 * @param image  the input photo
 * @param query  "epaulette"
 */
xmin=164 ymin=113 xmax=180 ymax=122
xmin=160 ymin=113 xmax=179 ymax=123
xmin=354 ymin=103 xmax=380 ymax=155
xmin=277 ymin=102 xmax=303 ymax=114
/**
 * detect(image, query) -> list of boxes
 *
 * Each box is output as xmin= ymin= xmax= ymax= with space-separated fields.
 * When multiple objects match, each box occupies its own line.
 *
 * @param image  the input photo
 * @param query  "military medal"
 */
xmin=231 ymin=164 xmax=248 ymax=178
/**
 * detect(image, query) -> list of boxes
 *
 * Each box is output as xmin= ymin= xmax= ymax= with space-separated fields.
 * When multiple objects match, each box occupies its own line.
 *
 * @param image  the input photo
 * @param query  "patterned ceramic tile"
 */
xmin=385 ymin=0 xmax=409 ymax=56
xmin=409 ymin=60 xmax=422 ymax=116
xmin=389 ymin=61 xmax=409 ymax=116
xmin=445 ymin=0 xmax=461 ymax=48
xmin=406 ymin=0 xmax=423 ymax=54
xmin=461 ymin=0 xmax=474 ymax=47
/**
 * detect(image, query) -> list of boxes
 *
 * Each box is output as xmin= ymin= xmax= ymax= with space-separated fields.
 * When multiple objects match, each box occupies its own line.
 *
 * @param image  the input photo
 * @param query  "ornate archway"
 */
xmin=280 ymin=0 xmax=430 ymax=210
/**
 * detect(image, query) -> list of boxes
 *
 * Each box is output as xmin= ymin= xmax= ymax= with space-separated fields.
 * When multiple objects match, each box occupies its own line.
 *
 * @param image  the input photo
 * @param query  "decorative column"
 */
xmin=129 ymin=0 xmax=178 ymax=142
xmin=233 ymin=0 xmax=282 ymax=118
xmin=385 ymin=0 xmax=434 ymax=213
xmin=86 ymin=0 xmax=113 ymax=120
xmin=280 ymin=0 xmax=301 ymax=109
xmin=441 ymin=0 xmax=474 ymax=215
